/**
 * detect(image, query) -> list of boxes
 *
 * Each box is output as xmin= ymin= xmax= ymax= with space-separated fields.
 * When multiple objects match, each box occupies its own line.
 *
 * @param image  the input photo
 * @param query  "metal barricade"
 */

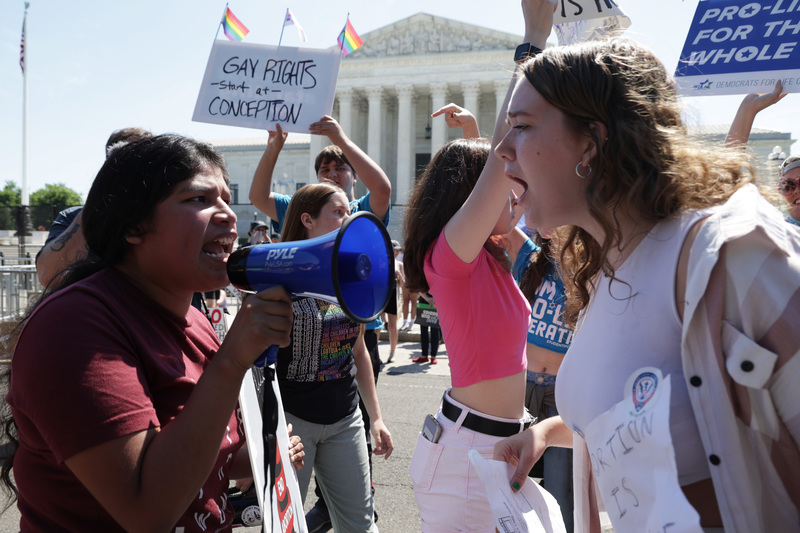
xmin=0 ymin=266 xmax=41 ymax=320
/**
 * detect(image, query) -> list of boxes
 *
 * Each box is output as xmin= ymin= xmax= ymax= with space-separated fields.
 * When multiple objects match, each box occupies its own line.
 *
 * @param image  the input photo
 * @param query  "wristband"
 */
xmin=514 ymin=43 xmax=544 ymax=63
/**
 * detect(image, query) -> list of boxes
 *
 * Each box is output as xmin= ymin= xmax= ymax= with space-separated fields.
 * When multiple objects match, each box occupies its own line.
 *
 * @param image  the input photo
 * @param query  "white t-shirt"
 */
xmin=557 ymin=211 xmax=712 ymax=486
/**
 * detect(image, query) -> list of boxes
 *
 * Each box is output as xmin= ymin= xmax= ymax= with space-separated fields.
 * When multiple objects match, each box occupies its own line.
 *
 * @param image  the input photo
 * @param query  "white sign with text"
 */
xmin=583 ymin=368 xmax=702 ymax=533
xmin=193 ymin=41 xmax=341 ymax=133
xmin=675 ymin=0 xmax=800 ymax=95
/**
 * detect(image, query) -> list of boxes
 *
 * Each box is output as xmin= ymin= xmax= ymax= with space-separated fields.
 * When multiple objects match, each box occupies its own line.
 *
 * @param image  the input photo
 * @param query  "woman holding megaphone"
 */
xmin=0 ymin=135 xmax=300 ymax=532
xmin=276 ymin=182 xmax=393 ymax=533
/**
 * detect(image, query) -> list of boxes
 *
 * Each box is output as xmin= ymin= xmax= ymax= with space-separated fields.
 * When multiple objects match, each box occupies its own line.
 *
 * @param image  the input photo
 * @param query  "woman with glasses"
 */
xmin=778 ymin=155 xmax=800 ymax=227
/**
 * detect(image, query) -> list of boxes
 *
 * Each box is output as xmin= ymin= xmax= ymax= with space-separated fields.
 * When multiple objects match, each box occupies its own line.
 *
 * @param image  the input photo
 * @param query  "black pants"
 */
xmin=420 ymin=326 xmax=440 ymax=357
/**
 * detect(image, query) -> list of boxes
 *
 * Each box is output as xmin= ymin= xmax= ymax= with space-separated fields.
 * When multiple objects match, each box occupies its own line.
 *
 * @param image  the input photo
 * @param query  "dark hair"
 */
xmin=104 ymin=127 xmax=153 ymax=158
xmin=403 ymin=138 xmax=508 ymax=294
xmin=83 ymin=135 xmax=227 ymax=271
xmin=0 ymin=134 xmax=227 ymax=505
xmin=281 ymin=183 xmax=344 ymax=242
xmin=314 ymin=145 xmax=354 ymax=175
xmin=520 ymin=38 xmax=754 ymax=326
xmin=518 ymin=229 xmax=565 ymax=303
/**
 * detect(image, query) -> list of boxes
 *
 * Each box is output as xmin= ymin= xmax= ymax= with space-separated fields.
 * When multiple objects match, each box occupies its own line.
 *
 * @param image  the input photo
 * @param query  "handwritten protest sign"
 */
xmin=675 ymin=0 xmax=800 ymax=96
xmin=583 ymin=368 xmax=702 ymax=533
xmin=193 ymin=41 xmax=341 ymax=133
xmin=554 ymin=0 xmax=628 ymax=24
xmin=554 ymin=0 xmax=631 ymax=45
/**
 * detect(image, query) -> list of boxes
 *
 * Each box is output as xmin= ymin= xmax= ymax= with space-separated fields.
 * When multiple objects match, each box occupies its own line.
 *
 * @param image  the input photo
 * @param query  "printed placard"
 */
xmin=193 ymin=40 xmax=341 ymax=133
xmin=239 ymin=367 xmax=307 ymax=532
xmin=675 ymin=0 xmax=800 ymax=95
xmin=415 ymin=301 xmax=439 ymax=328
xmin=208 ymin=306 xmax=227 ymax=342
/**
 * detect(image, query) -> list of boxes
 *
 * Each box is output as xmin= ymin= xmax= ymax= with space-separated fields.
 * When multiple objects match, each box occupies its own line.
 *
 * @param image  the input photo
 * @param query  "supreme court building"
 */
xmin=212 ymin=13 xmax=795 ymax=241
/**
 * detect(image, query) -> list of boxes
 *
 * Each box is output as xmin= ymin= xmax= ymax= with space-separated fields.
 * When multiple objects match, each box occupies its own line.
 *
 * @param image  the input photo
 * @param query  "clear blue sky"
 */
xmin=1 ymin=0 xmax=798 ymax=201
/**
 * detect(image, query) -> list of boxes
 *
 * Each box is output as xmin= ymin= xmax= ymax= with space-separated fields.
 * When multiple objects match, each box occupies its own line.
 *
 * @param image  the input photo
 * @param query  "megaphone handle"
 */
xmin=254 ymin=345 xmax=279 ymax=368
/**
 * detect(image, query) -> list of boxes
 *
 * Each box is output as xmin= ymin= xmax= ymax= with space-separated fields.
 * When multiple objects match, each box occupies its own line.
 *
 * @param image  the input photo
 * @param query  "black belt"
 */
xmin=441 ymin=395 xmax=532 ymax=437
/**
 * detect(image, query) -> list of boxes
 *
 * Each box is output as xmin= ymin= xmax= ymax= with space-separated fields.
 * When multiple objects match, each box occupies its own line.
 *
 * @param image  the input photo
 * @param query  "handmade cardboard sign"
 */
xmin=675 ymin=0 xmax=800 ymax=96
xmin=193 ymin=40 xmax=341 ymax=133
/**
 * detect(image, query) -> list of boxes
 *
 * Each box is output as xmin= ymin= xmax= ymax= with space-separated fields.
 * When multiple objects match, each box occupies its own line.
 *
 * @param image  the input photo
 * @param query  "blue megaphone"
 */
xmin=227 ymin=212 xmax=394 ymax=365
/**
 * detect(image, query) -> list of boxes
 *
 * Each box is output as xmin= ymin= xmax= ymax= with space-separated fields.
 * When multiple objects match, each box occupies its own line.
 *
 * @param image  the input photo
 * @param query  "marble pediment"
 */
xmin=333 ymin=12 xmax=520 ymax=58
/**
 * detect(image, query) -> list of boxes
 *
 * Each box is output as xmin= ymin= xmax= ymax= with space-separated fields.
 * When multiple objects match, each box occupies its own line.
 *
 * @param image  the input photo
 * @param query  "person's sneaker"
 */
xmin=386 ymin=351 xmax=395 ymax=363
xmin=228 ymin=485 xmax=261 ymax=527
xmin=305 ymin=505 xmax=332 ymax=533
xmin=412 ymin=356 xmax=429 ymax=363
xmin=430 ymin=357 xmax=438 ymax=364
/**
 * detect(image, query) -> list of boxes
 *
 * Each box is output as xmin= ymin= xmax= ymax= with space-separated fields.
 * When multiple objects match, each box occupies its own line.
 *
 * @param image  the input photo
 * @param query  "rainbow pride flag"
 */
xmin=337 ymin=19 xmax=363 ymax=56
xmin=222 ymin=7 xmax=249 ymax=41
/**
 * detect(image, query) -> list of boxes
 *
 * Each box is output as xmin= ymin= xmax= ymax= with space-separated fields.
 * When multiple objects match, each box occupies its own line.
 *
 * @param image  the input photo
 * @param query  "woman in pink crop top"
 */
xmin=400 ymin=4 xmax=554 ymax=530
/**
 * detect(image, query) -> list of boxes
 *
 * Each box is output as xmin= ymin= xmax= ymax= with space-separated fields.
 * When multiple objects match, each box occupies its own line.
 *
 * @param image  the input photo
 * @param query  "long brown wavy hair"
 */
xmin=520 ymin=38 xmax=755 ymax=327
xmin=403 ymin=138 xmax=509 ymax=294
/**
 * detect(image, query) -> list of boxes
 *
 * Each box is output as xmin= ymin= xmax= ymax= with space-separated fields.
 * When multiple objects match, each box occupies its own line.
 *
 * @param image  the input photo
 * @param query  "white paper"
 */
xmin=554 ymin=0 xmax=631 ymax=46
xmin=582 ymin=368 xmax=702 ymax=533
xmin=468 ymin=450 xmax=567 ymax=533
xmin=193 ymin=40 xmax=340 ymax=133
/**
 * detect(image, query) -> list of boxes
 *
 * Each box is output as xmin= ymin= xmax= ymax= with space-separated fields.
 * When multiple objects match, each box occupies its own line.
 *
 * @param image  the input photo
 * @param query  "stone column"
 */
xmin=461 ymin=81 xmax=480 ymax=123
xmin=494 ymin=79 xmax=508 ymax=122
xmin=366 ymin=85 xmax=384 ymax=167
xmin=396 ymin=84 xmax=415 ymax=205
xmin=337 ymin=87 xmax=355 ymax=138
xmin=309 ymin=135 xmax=325 ymax=182
xmin=430 ymin=82 xmax=448 ymax=155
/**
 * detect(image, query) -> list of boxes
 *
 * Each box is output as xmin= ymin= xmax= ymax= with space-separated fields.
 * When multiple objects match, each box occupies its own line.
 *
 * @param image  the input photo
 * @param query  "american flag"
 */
xmin=20 ymin=12 xmax=26 ymax=74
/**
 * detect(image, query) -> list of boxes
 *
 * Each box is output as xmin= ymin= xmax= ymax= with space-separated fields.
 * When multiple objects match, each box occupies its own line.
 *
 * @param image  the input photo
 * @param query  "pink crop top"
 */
xmin=424 ymin=230 xmax=530 ymax=387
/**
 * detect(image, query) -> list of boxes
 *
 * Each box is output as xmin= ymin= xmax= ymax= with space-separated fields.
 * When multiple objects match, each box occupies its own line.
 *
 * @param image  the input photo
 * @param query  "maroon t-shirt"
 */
xmin=6 ymin=268 xmax=243 ymax=532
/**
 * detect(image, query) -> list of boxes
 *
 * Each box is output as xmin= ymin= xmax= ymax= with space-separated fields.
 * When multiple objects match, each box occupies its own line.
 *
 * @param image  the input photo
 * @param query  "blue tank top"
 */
xmin=527 ymin=264 xmax=573 ymax=354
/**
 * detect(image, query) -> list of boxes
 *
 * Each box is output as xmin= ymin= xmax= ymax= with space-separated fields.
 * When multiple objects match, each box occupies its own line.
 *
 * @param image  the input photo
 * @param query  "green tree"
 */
xmin=0 ymin=181 xmax=21 ymax=230
xmin=30 ymin=183 xmax=83 ymax=231
xmin=0 ymin=181 xmax=21 ymax=206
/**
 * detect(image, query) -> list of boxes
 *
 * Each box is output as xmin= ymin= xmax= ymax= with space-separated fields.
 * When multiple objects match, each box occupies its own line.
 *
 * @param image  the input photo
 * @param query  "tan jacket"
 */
xmin=574 ymin=185 xmax=800 ymax=532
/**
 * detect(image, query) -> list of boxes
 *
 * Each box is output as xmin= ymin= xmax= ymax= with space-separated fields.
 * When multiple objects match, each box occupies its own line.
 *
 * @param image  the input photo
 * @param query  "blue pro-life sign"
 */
xmin=675 ymin=0 xmax=800 ymax=95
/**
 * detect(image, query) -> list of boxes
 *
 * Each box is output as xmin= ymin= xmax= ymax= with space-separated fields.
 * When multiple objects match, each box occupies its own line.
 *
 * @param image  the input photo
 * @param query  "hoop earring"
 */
xmin=575 ymin=162 xmax=592 ymax=179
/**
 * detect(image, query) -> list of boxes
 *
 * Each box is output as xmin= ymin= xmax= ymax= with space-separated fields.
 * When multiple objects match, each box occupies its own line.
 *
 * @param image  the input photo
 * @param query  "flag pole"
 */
xmin=338 ymin=13 xmax=349 ymax=58
xmin=214 ymin=3 xmax=228 ymax=41
xmin=278 ymin=8 xmax=288 ymax=48
xmin=22 ymin=2 xmax=29 ymax=208
xmin=19 ymin=1 xmax=32 ymax=254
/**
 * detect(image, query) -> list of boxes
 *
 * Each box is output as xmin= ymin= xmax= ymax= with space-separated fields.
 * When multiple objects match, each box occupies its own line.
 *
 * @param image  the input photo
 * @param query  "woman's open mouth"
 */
xmin=203 ymin=234 xmax=237 ymax=260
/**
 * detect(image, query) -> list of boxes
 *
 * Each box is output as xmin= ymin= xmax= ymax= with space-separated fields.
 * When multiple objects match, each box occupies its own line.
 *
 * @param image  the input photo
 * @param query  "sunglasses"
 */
xmin=778 ymin=178 xmax=799 ymax=194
